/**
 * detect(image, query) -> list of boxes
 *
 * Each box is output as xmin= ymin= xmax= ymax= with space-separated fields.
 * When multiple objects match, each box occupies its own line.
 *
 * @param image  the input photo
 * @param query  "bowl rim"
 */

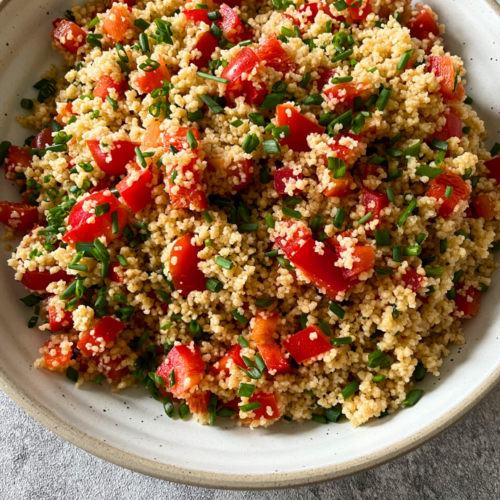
xmin=1 ymin=0 xmax=500 ymax=490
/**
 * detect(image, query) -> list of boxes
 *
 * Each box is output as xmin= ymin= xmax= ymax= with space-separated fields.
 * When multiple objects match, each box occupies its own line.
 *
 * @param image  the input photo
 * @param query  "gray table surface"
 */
xmin=1 ymin=384 xmax=500 ymax=499
xmin=3 ymin=0 xmax=500 ymax=496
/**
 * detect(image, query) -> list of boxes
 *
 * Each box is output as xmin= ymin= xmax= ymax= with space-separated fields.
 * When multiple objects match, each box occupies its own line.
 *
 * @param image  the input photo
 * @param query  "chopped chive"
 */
xmin=203 ymin=211 xmax=213 ymax=223
xmin=188 ymin=109 xmax=203 ymax=121
xmin=95 ymin=202 xmax=110 ymax=216
xmin=332 ymin=48 xmax=353 ymax=63
xmin=416 ymin=233 xmax=426 ymax=245
xmin=282 ymin=207 xmax=302 ymax=219
xmin=425 ymin=266 xmax=444 ymax=277
xmin=241 ymin=133 xmax=260 ymax=154
xmin=453 ymin=269 xmax=463 ymax=285
xmin=375 ymin=268 xmax=394 ymax=276
xmin=333 ymin=207 xmax=346 ymax=229
xmin=318 ymin=318 xmax=331 ymax=337
xmin=329 ymin=301 xmax=345 ymax=319
xmin=169 ymin=369 xmax=176 ymax=387
xmin=265 ymin=250 xmax=279 ymax=258
xmin=462 ymin=126 xmax=471 ymax=135
xmin=444 ymin=186 xmax=453 ymax=199
xmin=248 ymin=113 xmax=266 ymax=126
xmin=134 ymin=18 xmax=150 ymax=30
xmin=139 ymin=32 xmax=150 ymax=54
xmin=490 ymin=143 xmax=500 ymax=157
xmin=372 ymin=375 xmax=386 ymax=383
xmin=376 ymin=88 xmax=392 ymax=111
xmin=199 ymin=94 xmax=224 ymax=114
xmin=186 ymin=129 xmax=198 ymax=150
xmin=239 ymin=223 xmax=258 ymax=232
xmin=277 ymin=256 xmax=295 ymax=271
xmin=397 ymin=49 xmax=414 ymax=71
xmin=331 ymin=336 xmax=352 ymax=346
xmin=231 ymin=309 xmax=248 ymax=324
xmin=230 ymin=119 xmax=243 ymax=127
xmin=206 ymin=278 xmax=223 ymax=293
xmin=331 ymin=76 xmax=354 ymax=84
xmin=401 ymin=389 xmax=423 ymax=407
xmin=300 ymin=313 xmax=308 ymax=329
xmin=111 ymin=211 xmax=119 ymax=234
xmin=161 ymin=322 xmax=172 ymax=330
xmin=391 ymin=132 xmax=403 ymax=145
xmin=397 ymin=199 xmax=417 ymax=228
xmin=116 ymin=255 xmax=129 ymax=266
xmin=239 ymin=401 xmax=261 ymax=413
xmin=135 ymin=147 xmax=147 ymax=168
xmin=374 ymin=230 xmax=391 ymax=247
xmin=66 ymin=367 xmax=79 ymax=382
xmin=260 ymin=165 xmax=270 ymax=184
xmin=403 ymin=245 xmax=422 ymax=257
xmin=340 ymin=380 xmax=359 ymax=401
xmin=265 ymin=213 xmax=275 ymax=228
xmin=300 ymin=72 xmax=311 ymax=88
xmin=359 ymin=211 xmax=374 ymax=224
xmin=478 ymin=283 xmax=489 ymax=292
xmin=393 ymin=245 xmax=402 ymax=262
xmin=196 ymin=72 xmax=231 ymax=84
xmin=255 ymin=298 xmax=275 ymax=307
xmin=263 ymin=139 xmax=281 ymax=154
xmin=386 ymin=187 xmax=395 ymax=204
xmin=238 ymin=383 xmax=255 ymax=398
xmin=68 ymin=263 xmax=88 ymax=272
xmin=215 ymin=256 xmax=233 ymax=270
xmin=404 ymin=141 xmax=421 ymax=157
xmin=310 ymin=216 xmax=323 ymax=233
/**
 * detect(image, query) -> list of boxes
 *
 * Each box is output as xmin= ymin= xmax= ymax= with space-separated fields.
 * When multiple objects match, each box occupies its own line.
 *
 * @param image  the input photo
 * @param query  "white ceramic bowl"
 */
xmin=1 ymin=0 xmax=500 ymax=489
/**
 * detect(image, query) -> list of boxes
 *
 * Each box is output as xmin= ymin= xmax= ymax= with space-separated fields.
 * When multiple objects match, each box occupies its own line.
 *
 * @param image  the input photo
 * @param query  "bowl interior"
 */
xmin=0 ymin=0 xmax=500 ymax=489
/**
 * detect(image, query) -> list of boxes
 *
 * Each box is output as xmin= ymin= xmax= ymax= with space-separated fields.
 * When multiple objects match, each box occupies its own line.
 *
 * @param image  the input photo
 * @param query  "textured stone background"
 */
xmin=1 ymin=385 xmax=499 ymax=500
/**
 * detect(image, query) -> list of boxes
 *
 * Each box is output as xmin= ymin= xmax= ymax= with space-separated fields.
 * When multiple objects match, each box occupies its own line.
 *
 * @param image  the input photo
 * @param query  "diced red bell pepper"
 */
xmin=120 ymin=0 xmax=136 ymax=6
xmin=323 ymin=82 xmax=371 ymax=106
xmin=89 ymin=178 xmax=109 ymax=194
xmin=216 ymin=4 xmax=252 ymax=44
xmin=346 ymin=0 xmax=372 ymax=22
xmin=431 ymin=113 xmax=463 ymax=142
xmin=184 ymin=9 xmax=210 ymax=24
xmin=21 ymin=268 xmax=72 ymax=292
xmin=454 ymin=285 xmax=481 ymax=317
xmin=156 ymin=344 xmax=205 ymax=398
xmin=273 ymin=220 xmax=312 ymax=258
xmin=116 ymin=163 xmax=154 ymax=213
xmin=251 ymin=311 xmax=279 ymax=344
xmin=317 ymin=68 xmax=337 ymax=91
xmin=31 ymin=128 xmax=54 ymax=150
xmin=169 ymin=233 xmax=207 ymax=297
xmin=326 ymin=132 xmax=364 ymax=165
xmin=133 ymin=56 xmax=172 ymax=94
xmin=187 ymin=392 xmax=211 ymax=414
xmin=102 ymin=3 xmax=132 ymax=44
xmin=51 ymin=18 xmax=87 ymax=54
xmin=274 ymin=168 xmax=303 ymax=195
xmin=55 ymin=102 xmax=74 ymax=126
xmin=408 ymin=7 xmax=440 ymax=40
xmin=227 ymin=159 xmax=253 ymax=191
xmin=257 ymin=342 xmax=291 ymax=375
xmin=0 ymin=202 xmax=38 ymax=232
xmin=163 ymin=128 xmax=207 ymax=211
xmin=337 ymin=245 xmax=375 ymax=279
xmin=221 ymin=47 xmax=261 ymax=82
xmin=48 ymin=296 xmax=74 ymax=332
xmin=401 ymin=268 xmax=424 ymax=292
xmin=298 ymin=2 xmax=332 ymax=23
xmin=276 ymin=104 xmax=325 ymax=153
xmin=192 ymin=31 xmax=219 ymax=70
xmin=98 ymin=355 xmax=129 ymax=382
xmin=225 ymin=79 xmax=267 ymax=106
xmin=429 ymin=56 xmax=466 ymax=102
xmin=63 ymin=189 xmax=129 ymax=246
xmin=290 ymin=237 xmax=353 ymax=298
xmin=42 ymin=339 xmax=73 ymax=370
xmin=4 ymin=145 xmax=30 ymax=182
xmin=485 ymin=156 xmax=500 ymax=184
xmin=212 ymin=344 xmax=246 ymax=374
xmin=283 ymin=325 xmax=332 ymax=364
xmin=256 ymin=34 xmax=296 ymax=74
xmin=245 ymin=392 xmax=280 ymax=419
xmin=323 ymin=171 xmax=353 ymax=198
xmin=109 ymin=262 xmax=124 ymax=282
xmin=93 ymin=75 xmax=128 ymax=100
xmin=362 ymin=188 xmax=389 ymax=216
xmin=472 ymin=194 xmax=496 ymax=220
xmin=428 ymin=170 xmax=471 ymax=219
xmin=87 ymin=139 xmax=137 ymax=176
xmin=77 ymin=316 xmax=126 ymax=356
xmin=142 ymin=121 xmax=162 ymax=149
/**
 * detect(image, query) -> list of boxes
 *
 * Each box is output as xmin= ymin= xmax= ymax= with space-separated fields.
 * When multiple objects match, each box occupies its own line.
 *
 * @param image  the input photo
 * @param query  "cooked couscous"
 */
xmin=2 ymin=0 xmax=500 ymax=428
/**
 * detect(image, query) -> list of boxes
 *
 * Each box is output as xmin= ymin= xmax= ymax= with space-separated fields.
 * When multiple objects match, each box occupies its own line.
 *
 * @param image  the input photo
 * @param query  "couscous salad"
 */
xmin=2 ymin=0 xmax=500 ymax=428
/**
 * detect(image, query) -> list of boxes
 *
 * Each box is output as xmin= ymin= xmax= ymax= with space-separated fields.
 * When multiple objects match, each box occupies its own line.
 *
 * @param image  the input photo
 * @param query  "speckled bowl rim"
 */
xmin=1 ymin=0 xmax=500 ymax=490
